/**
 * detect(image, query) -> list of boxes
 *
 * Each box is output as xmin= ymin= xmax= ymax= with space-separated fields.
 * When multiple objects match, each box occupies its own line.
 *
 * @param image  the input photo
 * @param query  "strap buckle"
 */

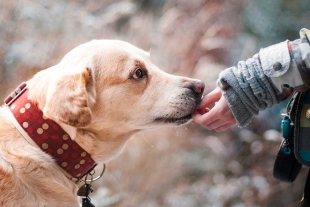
xmin=4 ymin=82 xmax=27 ymax=106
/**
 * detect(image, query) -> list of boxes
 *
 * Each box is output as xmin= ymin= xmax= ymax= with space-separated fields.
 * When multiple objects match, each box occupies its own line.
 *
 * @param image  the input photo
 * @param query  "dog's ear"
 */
xmin=43 ymin=67 xmax=96 ymax=127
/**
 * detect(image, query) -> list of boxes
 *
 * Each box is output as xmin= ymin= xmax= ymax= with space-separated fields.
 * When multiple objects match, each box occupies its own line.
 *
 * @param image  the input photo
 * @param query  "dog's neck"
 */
xmin=4 ymin=83 xmax=97 ymax=180
xmin=57 ymin=123 xmax=130 ymax=163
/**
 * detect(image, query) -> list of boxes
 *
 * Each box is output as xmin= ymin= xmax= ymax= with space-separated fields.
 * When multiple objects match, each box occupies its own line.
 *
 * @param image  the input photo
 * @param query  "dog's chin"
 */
xmin=154 ymin=114 xmax=192 ymax=126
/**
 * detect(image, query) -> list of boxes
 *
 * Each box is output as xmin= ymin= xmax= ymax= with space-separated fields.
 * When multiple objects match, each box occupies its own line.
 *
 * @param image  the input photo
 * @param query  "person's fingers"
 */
xmin=193 ymin=88 xmax=238 ymax=132
xmin=194 ymin=112 xmax=225 ymax=129
xmin=192 ymin=111 xmax=208 ymax=124
xmin=202 ymin=110 xmax=235 ymax=129
xmin=193 ymin=107 xmax=236 ymax=131
xmin=203 ymin=119 xmax=223 ymax=130
xmin=197 ymin=108 xmax=210 ymax=115
xmin=192 ymin=110 xmax=217 ymax=127
xmin=197 ymin=87 xmax=222 ymax=109
xmin=193 ymin=104 xmax=222 ymax=127
xmin=199 ymin=97 xmax=229 ymax=124
xmin=195 ymin=113 xmax=235 ymax=130
xmin=194 ymin=95 xmax=236 ymax=126
xmin=214 ymin=122 xmax=236 ymax=132
xmin=204 ymin=118 xmax=236 ymax=131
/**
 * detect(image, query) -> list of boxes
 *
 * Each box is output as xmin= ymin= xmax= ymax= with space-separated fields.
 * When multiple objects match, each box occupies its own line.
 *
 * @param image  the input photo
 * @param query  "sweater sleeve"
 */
xmin=217 ymin=56 xmax=284 ymax=127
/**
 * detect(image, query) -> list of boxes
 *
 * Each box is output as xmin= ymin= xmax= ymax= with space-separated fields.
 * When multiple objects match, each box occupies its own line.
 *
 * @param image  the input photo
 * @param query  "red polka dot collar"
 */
xmin=4 ymin=83 xmax=97 ymax=180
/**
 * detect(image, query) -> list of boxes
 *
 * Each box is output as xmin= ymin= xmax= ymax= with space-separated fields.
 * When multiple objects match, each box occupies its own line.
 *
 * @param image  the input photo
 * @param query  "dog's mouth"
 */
xmin=152 ymin=93 xmax=203 ymax=126
xmin=154 ymin=114 xmax=192 ymax=125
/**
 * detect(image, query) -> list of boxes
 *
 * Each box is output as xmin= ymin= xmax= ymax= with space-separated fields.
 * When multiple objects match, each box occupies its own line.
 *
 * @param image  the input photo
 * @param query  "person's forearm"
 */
xmin=217 ymin=28 xmax=310 ymax=127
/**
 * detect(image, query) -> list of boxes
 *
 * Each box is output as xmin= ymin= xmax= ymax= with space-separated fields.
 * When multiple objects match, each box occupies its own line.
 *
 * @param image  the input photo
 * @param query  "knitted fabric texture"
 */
xmin=217 ymin=56 xmax=283 ymax=127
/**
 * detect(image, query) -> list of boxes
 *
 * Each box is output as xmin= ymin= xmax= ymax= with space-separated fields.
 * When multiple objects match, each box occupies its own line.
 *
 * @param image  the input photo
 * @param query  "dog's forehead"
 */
xmin=94 ymin=40 xmax=155 ymax=72
xmin=68 ymin=40 xmax=156 ymax=88
xmin=91 ymin=40 xmax=152 ymax=68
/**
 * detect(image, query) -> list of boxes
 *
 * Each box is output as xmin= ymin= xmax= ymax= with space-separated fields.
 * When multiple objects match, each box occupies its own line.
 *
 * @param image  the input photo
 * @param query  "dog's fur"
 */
xmin=0 ymin=40 xmax=204 ymax=207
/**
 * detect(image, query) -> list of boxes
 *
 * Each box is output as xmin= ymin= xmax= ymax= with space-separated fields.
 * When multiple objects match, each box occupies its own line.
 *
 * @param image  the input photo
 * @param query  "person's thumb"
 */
xmin=197 ymin=87 xmax=222 ymax=109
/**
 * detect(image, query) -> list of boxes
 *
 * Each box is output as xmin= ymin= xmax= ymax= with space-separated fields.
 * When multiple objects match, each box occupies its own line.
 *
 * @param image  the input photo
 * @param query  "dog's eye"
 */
xmin=133 ymin=68 xmax=145 ymax=79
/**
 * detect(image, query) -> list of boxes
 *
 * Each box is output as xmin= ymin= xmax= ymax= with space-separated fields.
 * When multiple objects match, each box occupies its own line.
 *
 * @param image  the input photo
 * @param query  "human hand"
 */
xmin=192 ymin=87 xmax=237 ymax=132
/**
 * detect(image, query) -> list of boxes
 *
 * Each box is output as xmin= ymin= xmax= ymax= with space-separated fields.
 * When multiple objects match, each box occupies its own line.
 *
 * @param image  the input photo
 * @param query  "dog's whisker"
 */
xmin=142 ymin=134 xmax=154 ymax=148
xmin=169 ymin=127 xmax=182 ymax=137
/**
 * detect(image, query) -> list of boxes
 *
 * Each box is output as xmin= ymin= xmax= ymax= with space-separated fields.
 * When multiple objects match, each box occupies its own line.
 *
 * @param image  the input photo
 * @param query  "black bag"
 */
xmin=273 ymin=90 xmax=310 ymax=206
xmin=273 ymin=91 xmax=302 ymax=183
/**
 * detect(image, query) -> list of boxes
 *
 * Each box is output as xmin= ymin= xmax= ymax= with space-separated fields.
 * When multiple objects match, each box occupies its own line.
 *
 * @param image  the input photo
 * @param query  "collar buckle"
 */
xmin=4 ymin=82 xmax=27 ymax=106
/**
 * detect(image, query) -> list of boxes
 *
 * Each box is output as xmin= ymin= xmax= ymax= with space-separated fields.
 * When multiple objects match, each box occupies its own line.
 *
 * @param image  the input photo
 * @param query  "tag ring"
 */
xmin=85 ymin=163 xmax=106 ymax=183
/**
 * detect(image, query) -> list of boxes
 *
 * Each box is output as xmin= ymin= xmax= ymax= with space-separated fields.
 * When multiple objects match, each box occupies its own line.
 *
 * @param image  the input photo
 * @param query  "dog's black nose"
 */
xmin=191 ymin=81 xmax=205 ymax=95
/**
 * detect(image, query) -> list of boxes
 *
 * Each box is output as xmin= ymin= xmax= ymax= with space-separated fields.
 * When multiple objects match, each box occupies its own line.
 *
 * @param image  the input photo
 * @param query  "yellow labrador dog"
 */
xmin=0 ymin=40 xmax=204 ymax=207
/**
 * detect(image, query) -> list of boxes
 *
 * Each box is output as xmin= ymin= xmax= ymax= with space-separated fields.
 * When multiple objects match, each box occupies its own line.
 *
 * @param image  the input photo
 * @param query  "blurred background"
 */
xmin=1 ymin=0 xmax=310 ymax=206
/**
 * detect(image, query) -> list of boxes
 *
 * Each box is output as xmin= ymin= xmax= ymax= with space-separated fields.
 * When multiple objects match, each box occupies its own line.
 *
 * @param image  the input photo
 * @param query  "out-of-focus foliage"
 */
xmin=244 ymin=0 xmax=310 ymax=47
xmin=0 ymin=0 xmax=310 ymax=206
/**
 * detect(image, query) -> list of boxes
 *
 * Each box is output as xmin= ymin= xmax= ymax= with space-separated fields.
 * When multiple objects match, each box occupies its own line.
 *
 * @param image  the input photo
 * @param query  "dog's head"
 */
xmin=28 ymin=40 xmax=204 ymax=161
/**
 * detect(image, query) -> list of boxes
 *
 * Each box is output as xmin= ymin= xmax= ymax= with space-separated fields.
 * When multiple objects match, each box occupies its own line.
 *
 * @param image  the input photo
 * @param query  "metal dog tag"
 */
xmin=78 ymin=184 xmax=95 ymax=207
xmin=77 ymin=184 xmax=93 ymax=197
xmin=77 ymin=185 xmax=88 ymax=197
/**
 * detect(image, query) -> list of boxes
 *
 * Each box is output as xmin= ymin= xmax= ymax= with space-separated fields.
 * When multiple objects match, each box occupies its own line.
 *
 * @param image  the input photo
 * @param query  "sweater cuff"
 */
xmin=217 ymin=69 xmax=256 ymax=127
xmin=222 ymin=87 xmax=253 ymax=127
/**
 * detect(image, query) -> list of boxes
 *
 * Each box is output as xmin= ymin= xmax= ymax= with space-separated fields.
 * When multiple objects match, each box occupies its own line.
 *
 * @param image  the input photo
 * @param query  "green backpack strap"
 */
xmin=273 ymin=91 xmax=302 ymax=183
xmin=294 ymin=90 xmax=310 ymax=166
